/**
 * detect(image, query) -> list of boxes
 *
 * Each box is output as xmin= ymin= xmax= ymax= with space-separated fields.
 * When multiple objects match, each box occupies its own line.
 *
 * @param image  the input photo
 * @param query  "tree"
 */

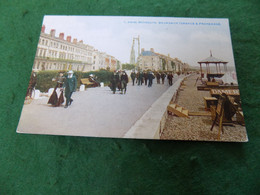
xmin=117 ymin=61 xmax=121 ymax=70
xmin=162 ymin=59 xmax=166 ymax=70
xmin=122 ymin=63 xmax=135 ymax=70
xmin=171 ymin=61 xmax=175 ymax=71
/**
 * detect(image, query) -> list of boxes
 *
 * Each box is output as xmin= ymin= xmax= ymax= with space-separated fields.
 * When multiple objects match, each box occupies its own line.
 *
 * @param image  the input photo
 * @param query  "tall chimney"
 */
xmin=66 ymin=36 xmax=71 ymax=42
xmin=150 ymin=48 xmax=154 ymax=52
xmin=41 ymin=25 xmax=45 ymax=33
xmin=50 ymin=29 xmax=56 ymax=37
xmin=59 ymin=33 xmax=64 ymax=40
xmin=73 ymin=38 xmax=77 ymax=44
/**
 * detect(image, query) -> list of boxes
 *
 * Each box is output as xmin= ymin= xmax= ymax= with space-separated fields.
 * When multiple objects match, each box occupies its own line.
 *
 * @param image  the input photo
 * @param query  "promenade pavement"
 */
xmin=17 ymin=78 xmax=177 ymax=138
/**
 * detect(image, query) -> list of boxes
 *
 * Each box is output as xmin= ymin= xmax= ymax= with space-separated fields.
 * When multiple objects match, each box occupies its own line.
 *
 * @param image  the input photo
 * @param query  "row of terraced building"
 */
xmin=32 ymin=25 xmax=121 ymax=72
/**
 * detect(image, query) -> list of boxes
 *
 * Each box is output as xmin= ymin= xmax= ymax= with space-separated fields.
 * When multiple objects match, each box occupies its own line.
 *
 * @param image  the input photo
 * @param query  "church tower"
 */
xmin=130 ymin=39 xmax=135 ymax=64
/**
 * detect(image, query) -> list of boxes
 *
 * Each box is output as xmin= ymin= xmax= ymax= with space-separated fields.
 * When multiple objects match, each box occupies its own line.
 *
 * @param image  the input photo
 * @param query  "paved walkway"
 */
xmin=17 ymin=78 xmax=178 ymax=138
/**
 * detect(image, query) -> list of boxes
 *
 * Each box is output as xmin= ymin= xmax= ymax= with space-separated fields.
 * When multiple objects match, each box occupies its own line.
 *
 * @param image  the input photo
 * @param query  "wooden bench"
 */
xmin=80 ymin=78 xmax=94 ymax=88
xmin=81 ymin=78 xmax=100 ymax=88
xmin=206 ymin=81 xmax=219 ymax=87
xmin=204 ymin=97 xmax=218 ymax=110
xmin=80 ymin=78 xmax=91 ymax=85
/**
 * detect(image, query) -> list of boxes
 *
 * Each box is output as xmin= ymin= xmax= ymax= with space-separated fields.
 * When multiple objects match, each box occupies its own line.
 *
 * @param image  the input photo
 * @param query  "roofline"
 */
xmin=198 ymin=61 xmax=228 ymax=64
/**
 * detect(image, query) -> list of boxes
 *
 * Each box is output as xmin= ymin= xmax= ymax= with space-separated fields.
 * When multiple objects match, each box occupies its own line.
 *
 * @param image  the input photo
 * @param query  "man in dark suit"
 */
xmin=130 ymin=70 xmax=136 ymax=86
xmin=160 ymin=72 xmax=166 ymax=84
xmin=110 ymin=70 xmax=118 ymax=94
xmin=148 ymin=71 xmax=155 ymax=87
xmin=120 ymin=71 xmax=129 ymax=94
xmin=64 ymin=70 xmax=77 ymax=108
xmin=167 ymin=72 xmax=173 ymax=86
xmin=143 ymin=71 xmax=148 ymax=85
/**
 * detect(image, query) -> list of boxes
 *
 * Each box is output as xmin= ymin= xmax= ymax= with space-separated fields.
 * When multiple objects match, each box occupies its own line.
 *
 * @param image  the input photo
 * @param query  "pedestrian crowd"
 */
xmin=28 ymin=69 xmax=177 ymax=109
xmin=130 ymin=70 xmax=174 ymax=86
xmin=110 ymin=70 xmax=129 ymax=94
xmin=109 ymin=69 xmax=175 ymax=94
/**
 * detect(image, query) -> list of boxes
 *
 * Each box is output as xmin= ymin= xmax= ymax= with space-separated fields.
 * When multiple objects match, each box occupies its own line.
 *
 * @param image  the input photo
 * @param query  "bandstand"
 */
xmin=198 ymin=51 xmax=228 ymax=81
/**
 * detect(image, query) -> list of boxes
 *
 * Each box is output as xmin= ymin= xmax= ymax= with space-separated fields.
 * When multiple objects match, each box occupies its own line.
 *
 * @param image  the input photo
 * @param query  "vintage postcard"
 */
xmin=17 ymin=16 xmax=248 ymax=142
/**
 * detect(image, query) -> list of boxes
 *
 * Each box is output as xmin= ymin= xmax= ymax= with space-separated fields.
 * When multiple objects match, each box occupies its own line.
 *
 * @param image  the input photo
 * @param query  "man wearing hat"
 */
xmin=130 ymin=70 xmax=136 ymax=86
xmin=167 ymin=71 xmax=173 ymax=86
xmin=120 ymin=70 xmax=129 ymax=94
xmin=89 ymin=74 xmax=100 ymax=87
xmin=148 ymin=71 xmax=155 ymax=87
xmin=63 ymin=70 xmax=77 ymax=108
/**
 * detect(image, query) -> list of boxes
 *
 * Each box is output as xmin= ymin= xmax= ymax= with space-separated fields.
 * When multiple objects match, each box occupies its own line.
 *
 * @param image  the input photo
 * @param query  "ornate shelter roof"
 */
xmin=198 ymin=51 xmax=228 ymax=64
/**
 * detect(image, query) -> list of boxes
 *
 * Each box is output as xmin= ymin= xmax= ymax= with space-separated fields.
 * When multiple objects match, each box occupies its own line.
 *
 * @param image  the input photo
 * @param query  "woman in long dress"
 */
xmin=48 ymin=72 xmax=65 ymax=107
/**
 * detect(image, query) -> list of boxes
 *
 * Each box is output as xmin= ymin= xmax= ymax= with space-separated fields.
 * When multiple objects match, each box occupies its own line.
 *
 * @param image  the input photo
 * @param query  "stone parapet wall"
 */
xmin=123 ymin=75 xmax=189 ymax=139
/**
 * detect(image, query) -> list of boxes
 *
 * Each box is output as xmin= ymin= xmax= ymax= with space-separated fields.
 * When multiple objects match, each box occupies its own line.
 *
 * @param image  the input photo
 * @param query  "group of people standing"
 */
xmin=48 ymin=71 xmax=101 ymax=108
xmin=130 ymin=70 xmax=155 ymax=87
xmin=109 ymin=69 xmax=175 ymax=94
xmin=110 ymin=70 xmax=129 ymax=94
xmin=38 ymin=69 xmax=176 ymax=107
xmin=130 ymin=70 xmax=175 ymax=87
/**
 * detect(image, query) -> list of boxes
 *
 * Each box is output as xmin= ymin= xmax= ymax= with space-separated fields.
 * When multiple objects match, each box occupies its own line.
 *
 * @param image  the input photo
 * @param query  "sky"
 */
xmin=42 ymin=16 xmax=236 ymax=67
